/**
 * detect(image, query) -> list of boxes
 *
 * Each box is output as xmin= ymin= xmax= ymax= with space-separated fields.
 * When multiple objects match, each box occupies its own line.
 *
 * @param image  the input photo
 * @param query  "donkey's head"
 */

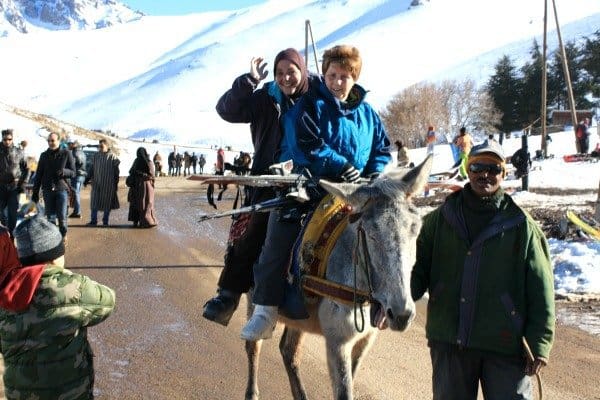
xmin=319 ymin=155 xmax=432 ymax=331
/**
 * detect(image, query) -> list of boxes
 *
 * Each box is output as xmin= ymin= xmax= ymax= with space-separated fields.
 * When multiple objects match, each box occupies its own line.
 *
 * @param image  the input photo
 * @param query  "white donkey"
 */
xmin=244 ymin=156 xmax=432 ymax=400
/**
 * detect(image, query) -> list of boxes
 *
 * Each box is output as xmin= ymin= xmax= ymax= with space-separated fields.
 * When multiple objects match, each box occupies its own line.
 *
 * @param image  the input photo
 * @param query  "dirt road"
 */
xmin=1 ymin=177 xmax=599 ymax=399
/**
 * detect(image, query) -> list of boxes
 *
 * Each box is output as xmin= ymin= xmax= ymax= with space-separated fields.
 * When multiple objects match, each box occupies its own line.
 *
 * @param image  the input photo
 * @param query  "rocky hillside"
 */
xmin=0 ymin=0 xmax=141 ymax=35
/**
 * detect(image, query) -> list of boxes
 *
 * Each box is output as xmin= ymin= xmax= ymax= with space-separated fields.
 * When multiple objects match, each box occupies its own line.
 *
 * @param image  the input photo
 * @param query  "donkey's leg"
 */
xmin=325 ymin=337 xmax=353 ymax=400
xmin=245 ymin=339 xmax=263 ymax=400
xmin=279 ymin=327 xmax=309 ymax=400
xmin=351 ymin=331 xmax=377 ymax=378
xmin=245 ymin=293 xmax=261 ymax=400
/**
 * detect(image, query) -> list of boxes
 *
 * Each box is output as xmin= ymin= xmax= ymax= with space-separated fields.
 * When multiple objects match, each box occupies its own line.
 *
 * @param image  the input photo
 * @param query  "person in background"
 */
xmin=453 ymin=126 xmax=473 ymax=179
xmin=84 ymin=139 xmax=119 ymax=226
xmin=175 ymin=151 xmax=183 ymax=176
xmin=183 ymin=151 xmax=191 ymax=176
xmin=575 ymin=118 xmax=590 ymax=154
xmin=203 ymin=48 xmax=313 ymax=326
xmin=411 ymin=139 xmax=555 ymax=400
xmin=241 ymin=44 xmax=391 ymax=341
xmin=191 ymin=152 xmax=198 ymax=174
xmin=198 ymin=154 xmax=206 ymax=174
xmin=215 ymin=147 xmax=225 ymax=176
xmin=31 ymin=132 xmax=75 ymax=239
xmin=68 ymin=141 xmax=86 ymax=219
xmin=0 ymin=210 xmax=115 ymax=400
xmin=153 ymin=151 xmax=163 ymax=177
xmin=426 ymin=125 xmax=436 ymax=154
xmin=395 ymin=139 xmax=411 ymax=167
xmin=168 ymin=150 xmax=176 ymax=176
xmin=127 ymin=147 xmax=157 ymax=228
xmin=0 ymin=129 xmax=29 ymax=235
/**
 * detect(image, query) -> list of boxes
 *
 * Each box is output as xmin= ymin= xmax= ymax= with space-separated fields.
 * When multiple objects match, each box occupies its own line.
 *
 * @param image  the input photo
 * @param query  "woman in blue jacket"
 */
xmin=242 ymin=45 xmax=391 ymax=341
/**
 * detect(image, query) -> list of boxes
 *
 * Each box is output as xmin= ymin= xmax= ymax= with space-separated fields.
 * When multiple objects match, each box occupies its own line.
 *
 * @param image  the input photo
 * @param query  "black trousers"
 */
xmin=217 ymin=188 xmax=274 ymax=294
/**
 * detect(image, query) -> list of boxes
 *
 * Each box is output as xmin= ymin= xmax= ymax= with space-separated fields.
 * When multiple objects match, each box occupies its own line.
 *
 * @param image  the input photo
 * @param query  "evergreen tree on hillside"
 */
xmin=548 ymin=41 xmax=592 ymax=110
xmin=581 ymin=30 xmax=600 ymax=99
xmin=486 ymin=55 xmax=521 ymax=133
xmin=519 ymin=40 xmax=543 ymax=126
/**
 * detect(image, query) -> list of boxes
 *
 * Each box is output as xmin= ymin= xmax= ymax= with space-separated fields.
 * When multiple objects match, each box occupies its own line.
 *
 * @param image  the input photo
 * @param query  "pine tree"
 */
xmin=519 ymin=40 xmax=544 ymax=127
xmin=486 ymin=55 xmax=521 ymax=133
xmin=581 ymin=30 xmax=600 ymax=99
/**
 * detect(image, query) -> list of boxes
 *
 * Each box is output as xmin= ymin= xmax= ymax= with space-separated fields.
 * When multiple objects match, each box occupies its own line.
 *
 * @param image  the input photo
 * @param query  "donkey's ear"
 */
xmin=319 ymin=180 xmax=371 ymax=207
xmin=401 ymin=154 xmax=433 ymax=198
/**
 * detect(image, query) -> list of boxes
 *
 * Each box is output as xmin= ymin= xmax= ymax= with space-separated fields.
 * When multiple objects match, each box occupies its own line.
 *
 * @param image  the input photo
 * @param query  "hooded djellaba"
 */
xmin=127 ymin=146 xmax=157 ymax=228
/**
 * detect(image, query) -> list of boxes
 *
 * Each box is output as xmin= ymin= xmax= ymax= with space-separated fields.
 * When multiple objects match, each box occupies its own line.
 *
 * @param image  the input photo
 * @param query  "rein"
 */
xmin=352 ymin=221 xmax=375 ymax=332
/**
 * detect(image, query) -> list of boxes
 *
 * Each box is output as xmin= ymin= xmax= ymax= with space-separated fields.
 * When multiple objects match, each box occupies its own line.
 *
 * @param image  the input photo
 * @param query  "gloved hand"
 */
xmin=249 ymin=57 xmax=269 ymax=82
xmin=340 ymin=163 xmax=360 ymax=183
xmin=16 ymin=184 xmax=25 ymax=194
xmin=31 ymin=192 xmax=39 ymax=203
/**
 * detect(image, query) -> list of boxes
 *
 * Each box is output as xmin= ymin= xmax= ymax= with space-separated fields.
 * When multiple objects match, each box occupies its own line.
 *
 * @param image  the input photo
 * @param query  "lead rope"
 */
xmin=352 ymin=223 xmax=375 ymax=332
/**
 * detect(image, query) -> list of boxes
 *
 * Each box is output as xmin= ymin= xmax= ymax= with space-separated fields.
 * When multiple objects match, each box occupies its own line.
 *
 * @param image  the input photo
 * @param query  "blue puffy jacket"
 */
xmin=280 ymin=77 xmax=391 ymax=178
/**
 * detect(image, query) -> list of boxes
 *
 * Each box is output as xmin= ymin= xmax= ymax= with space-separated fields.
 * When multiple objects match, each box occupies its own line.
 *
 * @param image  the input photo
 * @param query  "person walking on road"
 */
xmin=411 ymin=139 xmax=555 ymax=400
xmin=85 ymin=139 xmax=120 ymax=226
xmin=0 ymin=211 xmax=115 ymax=400
xmin=68 ymin=140 xmax=86 ymax=219
xmin=0 ymin=129 xmax=29 ymax=235
xmin=127 ymin=147 xmax=157 ymax=228
xmin=31 ymin=132 xmax=75 ymax=239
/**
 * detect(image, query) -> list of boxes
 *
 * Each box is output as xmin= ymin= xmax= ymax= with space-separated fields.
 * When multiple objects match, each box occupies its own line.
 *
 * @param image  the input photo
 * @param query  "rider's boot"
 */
xmin=240 ymin=305 xmax=278 ymax=341
xmin=202 ymin=289 xmax=241 ymax=326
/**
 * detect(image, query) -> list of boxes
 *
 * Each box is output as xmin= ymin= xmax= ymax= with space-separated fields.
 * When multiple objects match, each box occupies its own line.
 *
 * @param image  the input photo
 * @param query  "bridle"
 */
xmin=350 ymin=198 xmax=377 ymax=333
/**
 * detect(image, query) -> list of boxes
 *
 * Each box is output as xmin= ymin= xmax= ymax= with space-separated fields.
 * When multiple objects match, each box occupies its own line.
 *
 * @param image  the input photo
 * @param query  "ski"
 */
xmin=566 ymin=210 xmax=600 ymax=241
xmin=428 ymin=166 xmax=460 ymax=182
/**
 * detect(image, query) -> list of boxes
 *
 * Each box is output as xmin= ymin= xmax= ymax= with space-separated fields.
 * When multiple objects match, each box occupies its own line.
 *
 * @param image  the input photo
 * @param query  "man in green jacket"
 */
xmin=0 ymin=208 xmax=115 ymax=400
xmin=411 ymin=140 xmax=555 ymax=400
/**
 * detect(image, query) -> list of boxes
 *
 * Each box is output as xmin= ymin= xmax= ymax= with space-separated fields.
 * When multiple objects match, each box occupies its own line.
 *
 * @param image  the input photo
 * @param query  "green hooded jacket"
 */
xmin=0 ymin=265 xmax=115 ymax=400
xmin=411 ymin=187 xmax=555 ymax=360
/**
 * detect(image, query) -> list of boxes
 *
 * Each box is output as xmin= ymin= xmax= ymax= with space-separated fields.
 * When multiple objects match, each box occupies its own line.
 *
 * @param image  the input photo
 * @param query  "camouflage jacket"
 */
xmin=0 ymin=265 xmax=115 ymax=400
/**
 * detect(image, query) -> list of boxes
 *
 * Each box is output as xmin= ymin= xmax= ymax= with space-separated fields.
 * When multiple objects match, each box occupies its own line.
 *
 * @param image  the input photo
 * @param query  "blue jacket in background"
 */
xmin=280 ymin=77 xmax=391 ymax=178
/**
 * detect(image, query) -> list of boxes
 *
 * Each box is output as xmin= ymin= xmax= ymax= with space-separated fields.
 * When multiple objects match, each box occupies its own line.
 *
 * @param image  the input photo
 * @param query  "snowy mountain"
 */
xmin=0 ymin=0 xmax=599 ymax=149
xmin=0 ymin=0 xmax=142 ymax=35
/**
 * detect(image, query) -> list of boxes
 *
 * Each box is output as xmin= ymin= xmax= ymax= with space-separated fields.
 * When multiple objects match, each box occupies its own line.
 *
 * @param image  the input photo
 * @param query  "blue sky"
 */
xmin=125 ymin=0 xmax=266 ymax=16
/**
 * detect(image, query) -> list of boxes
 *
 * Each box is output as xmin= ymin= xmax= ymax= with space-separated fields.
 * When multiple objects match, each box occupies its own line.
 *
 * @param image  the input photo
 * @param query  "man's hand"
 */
xmin=525 ymin=357 xmax=547 ymax=376
xmin=250 ymin=57 xmax=268 ymax=81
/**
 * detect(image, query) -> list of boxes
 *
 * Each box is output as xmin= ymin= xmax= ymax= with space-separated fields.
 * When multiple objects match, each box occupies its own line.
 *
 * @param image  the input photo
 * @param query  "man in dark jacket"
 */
xmin=202 ymin=48 xmax=312 ymax=326
xmin=0 ymin=129 xmax=29 ymax=235
xmin=411 ymin=140 xmax=555 ymax=400
xmin=31 ymin=132 xmax=76 ymax=238
xmin=68 ymin=141 xmax=86 ymax=218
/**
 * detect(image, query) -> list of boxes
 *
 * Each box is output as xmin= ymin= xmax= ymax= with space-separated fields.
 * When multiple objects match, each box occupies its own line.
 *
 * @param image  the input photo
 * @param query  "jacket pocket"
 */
xmin=500 ymin=292 xmax=523 ymax=333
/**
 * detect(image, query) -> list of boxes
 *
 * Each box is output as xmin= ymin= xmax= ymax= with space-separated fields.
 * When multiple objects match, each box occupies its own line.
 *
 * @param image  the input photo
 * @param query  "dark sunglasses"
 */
xmin=468 ymin=163 xmax=503 ymax=175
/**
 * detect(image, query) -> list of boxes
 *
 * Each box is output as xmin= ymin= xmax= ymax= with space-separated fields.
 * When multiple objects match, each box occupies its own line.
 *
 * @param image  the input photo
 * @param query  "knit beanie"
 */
xmin=273 ymin=48 xmax=309 ymax=98
xmin=14 ymin=214 xmax=65 ymax=267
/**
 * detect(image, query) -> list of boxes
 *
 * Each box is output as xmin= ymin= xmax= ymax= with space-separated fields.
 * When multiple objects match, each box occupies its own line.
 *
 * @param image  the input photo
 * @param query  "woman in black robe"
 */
xmin=127 ymin=147 xmax=157 ymax=228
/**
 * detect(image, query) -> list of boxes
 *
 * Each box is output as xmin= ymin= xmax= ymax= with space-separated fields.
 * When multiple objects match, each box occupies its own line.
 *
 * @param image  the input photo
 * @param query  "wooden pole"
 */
xmin=541 ymin=0 xmax=548 ymax=157
xmin=305 ymin=20 xmax=309 ymax=69
xmin=551 ymin=0 xmax=579 ymax=153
